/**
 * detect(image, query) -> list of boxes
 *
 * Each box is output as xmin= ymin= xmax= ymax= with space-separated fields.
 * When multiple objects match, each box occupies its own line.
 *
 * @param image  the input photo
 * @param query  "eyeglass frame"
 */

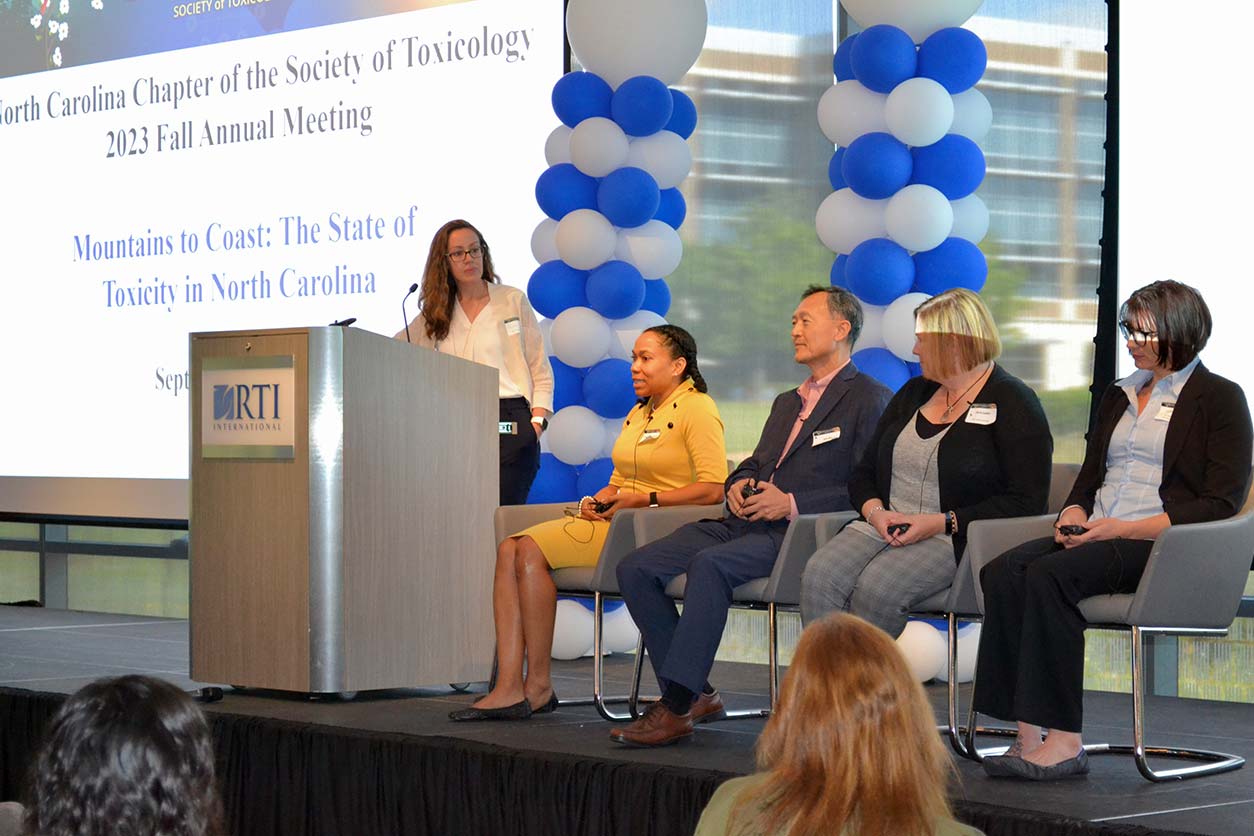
xmin=1118 ymin=320 xmax=1158 ymax=346
xmin=446 ymin=244 xmax=486 ymax=262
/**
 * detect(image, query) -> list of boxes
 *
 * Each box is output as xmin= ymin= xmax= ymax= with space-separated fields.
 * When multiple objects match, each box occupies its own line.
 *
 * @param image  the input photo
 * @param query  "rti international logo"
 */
xmin=212 ymin=382 xmax=283 ymax=428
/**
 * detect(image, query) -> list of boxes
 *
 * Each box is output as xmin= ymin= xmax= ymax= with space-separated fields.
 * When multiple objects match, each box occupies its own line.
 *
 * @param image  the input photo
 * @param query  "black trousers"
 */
xmin=972 ymin=536 xmax=1153 ymax=733
xmin=499 ymin=397 xmax=540 ymax=507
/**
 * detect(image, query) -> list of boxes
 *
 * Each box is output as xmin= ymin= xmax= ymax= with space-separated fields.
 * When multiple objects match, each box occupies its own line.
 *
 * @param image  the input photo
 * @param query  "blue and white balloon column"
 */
xmin=527 ymin=0 xmax=707 ymax=515
xmin=818 ymin=0 xmax=991 ymax=396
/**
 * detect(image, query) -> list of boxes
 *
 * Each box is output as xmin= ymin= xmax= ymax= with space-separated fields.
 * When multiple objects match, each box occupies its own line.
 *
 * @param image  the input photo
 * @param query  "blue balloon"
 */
xmin=586 ymin=260 xmax=646 ymax=319
xmin=913 ymin=238 xmax=988 ymax=295
xmin=551 ymin=71 xmax=613 ymax=128
xmin=907 ymin=361 xmax=922 ymax=377
xmin=583 ymin=358 xmax=637 ymax=418
xmin=611 ymin=76 xmax=674 ymax=137
xmin=576 ymin=456 xmax=617 ymax=497
xmin=550 ymin=356 xmax=586 ymax=411
xmin=528 ymin=453 xmax=579 ymax=503
xmin=596 ymin=167 xmax=661 ymax=228
xmin=642 ymin=278 xmax=671 ymax=316
xmin=917 ymin=28 xmax=987 ymax=94
xmin=911 ymin=135 xmax=985 ymax=200
xmin=842 ymin=132 xmax=912 ymax=199
xmin=847 ymin=238 xmax=914 ymax=305
xmin=828 ymin=147 xmax=847 ymax=190
xmin=852 ymin=347 xmax=911 ymax=392
xmin=830 ymin=254 xmax=849 ymax=288
xmin=850 ymin=25 xmax=918 ymax=94
xmin=665 ymin=89 xmax=698 ymax=139
xmin=527 ymin=260 xmax=588 ymax=318
xmin=535 ymin=163 xmax=599 ymax=220
xmin=833 ymin=33 xmax=858 ymax=80
xmin=654 ymin=188 xmax=687 ymax=229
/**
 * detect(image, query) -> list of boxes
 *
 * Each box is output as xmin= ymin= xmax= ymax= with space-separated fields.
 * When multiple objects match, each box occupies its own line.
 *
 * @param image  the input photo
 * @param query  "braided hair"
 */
xmin=642 ymin=324 xmax=708 ymax=393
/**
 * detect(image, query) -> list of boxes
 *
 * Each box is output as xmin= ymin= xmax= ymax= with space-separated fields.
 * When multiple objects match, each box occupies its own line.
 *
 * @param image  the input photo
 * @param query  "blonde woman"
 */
xmin=694 ymin=613 xmax=982 ymax=836
xmin=800 ymin=288 xmax=1052 ymax=637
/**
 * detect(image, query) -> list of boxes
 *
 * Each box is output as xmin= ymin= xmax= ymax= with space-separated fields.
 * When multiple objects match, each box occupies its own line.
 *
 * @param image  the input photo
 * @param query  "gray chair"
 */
xmin=963 ymin=490 xmax=1254 ymax=781
xmin=492 ymin=502 xmax=720 ymax=720
xmin=626 ymin=509 xmax=858 ymax=718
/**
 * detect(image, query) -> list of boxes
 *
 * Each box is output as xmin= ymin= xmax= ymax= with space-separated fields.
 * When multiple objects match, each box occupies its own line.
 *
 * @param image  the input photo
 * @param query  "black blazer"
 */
xmin=1065 ymin=362 xmax=1252 ymax=525
xmin=849 ymin=364 xmax=1054 ymax=561
xmin=726 ymin=361 xmax=891 ymax=515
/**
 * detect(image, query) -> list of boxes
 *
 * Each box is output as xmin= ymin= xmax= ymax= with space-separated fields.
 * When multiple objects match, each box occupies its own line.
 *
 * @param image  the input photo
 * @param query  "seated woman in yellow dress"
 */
xmin=451 ymin=324 xmax=728 ymax=721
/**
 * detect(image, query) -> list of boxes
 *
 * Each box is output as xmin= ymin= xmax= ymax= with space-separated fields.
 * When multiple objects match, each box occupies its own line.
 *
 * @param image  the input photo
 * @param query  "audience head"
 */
xmin=636 ymin=324 xmax=707 ymax=396
xmin=793 ymin=286 xmax=863 ymax=369
xmin=22 ymin=675 xmax=224 ymax=836
xmin=733 ymin=614 xmax=955 ymax=836
xmin=1119 ymin=279 xmax=1211 ymax=372
xmin=912 ymin=287 xmax=1001 ymax=381
xmin=418 ymin=219 xmax=498 ymax=341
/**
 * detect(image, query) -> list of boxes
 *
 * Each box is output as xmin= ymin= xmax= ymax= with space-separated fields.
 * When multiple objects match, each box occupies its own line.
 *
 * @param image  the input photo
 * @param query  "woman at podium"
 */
xmin=397 ymin=219 xmax=554 ymax=506
xmin=451 ymin=324 xmax=728 ymax=721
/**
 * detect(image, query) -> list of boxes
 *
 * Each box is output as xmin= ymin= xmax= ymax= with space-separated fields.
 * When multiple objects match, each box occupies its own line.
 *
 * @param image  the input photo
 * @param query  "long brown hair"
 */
xmin=728 ymin=614 xmax=956 ymax=836
xmin=417 ymin=219 xmax=499 ymax=342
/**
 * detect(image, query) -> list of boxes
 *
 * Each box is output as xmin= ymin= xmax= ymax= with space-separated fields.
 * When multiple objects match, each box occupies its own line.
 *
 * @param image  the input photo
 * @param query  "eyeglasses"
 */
xmin=1118 ymin=321 xmax=1158 ymax=346
xmin=446 ymin=245 xmax=485 ymax=262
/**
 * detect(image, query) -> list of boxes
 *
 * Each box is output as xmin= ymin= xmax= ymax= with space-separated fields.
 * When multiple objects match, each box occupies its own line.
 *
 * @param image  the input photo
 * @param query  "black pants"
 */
xmin=972 ymin=536 xmax=1153 ymax=733
xmin=499 ymin=397 xmax=540 ymax=507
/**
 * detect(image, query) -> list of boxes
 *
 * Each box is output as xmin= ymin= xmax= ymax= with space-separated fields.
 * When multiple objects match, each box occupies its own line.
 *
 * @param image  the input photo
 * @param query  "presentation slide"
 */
xmin=1117 ymin=5 xmax=1249 ymax=402
xmin=0 ymin=0 xmax=562 ymax=517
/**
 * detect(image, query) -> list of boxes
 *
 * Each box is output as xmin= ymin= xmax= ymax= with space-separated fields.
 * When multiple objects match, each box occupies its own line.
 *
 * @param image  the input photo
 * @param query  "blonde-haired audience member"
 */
xmin=799 ymin=288 xmax=1053 ymax=638
xmin=694 ymin=613 xmax=982 ymax=836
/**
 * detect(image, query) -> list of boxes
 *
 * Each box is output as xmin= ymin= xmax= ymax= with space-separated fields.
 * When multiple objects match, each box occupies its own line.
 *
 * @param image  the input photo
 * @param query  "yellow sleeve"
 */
xmin=684 ymin=394 xmax=729 ymax=483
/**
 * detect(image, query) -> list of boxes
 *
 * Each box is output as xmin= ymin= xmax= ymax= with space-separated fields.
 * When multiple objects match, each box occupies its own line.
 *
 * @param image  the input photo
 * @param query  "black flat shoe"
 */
xmin=448 ymin=699 xmax=532 ymax=722
xmin=532 ymin=691 xmax=559 ymax=714
xmin=989 ymin=748 xmax=1089 ymax=781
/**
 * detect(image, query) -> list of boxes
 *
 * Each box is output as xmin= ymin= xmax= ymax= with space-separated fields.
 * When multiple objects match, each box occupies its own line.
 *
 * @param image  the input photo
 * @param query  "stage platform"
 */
xmin=2 ymin=605 xmax=1252 ymax=836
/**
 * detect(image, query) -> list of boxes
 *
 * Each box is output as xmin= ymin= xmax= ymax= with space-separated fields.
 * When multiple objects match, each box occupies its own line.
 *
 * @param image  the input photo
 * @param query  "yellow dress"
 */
xmin=516 ymin=380 xmax=728 ymax=568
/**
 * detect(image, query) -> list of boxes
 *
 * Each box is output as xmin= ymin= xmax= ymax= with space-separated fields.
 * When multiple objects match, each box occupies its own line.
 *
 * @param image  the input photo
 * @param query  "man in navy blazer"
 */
xmin=610 ymin=286 xmax=892 ymax=747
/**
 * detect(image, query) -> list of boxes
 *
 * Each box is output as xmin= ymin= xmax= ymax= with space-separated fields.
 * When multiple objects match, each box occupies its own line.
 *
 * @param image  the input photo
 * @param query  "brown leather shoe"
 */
xmin=609 ymin=702 xmax=694 ymax=747
xmin=691 ymin=690 xmax=726 ymax=724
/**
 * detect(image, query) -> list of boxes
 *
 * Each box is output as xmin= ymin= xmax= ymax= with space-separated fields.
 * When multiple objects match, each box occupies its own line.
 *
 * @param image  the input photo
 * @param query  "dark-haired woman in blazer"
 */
xmin=976 ymin=280 xmax=1253 ymax=780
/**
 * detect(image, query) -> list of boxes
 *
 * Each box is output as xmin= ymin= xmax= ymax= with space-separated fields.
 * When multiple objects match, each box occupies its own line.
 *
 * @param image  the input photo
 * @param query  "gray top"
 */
xmin=849 ymin=411 xmax=953 ymax=542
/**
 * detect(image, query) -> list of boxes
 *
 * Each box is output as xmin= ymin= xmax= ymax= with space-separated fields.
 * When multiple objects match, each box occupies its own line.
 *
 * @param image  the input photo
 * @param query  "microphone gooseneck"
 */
xmin=401 ymin=282 xmax=419 ymax=343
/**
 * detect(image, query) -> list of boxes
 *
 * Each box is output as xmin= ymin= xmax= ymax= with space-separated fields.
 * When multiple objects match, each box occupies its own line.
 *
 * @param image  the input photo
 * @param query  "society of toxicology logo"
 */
xmin=211 ymin=382 xmax=283 ymax=429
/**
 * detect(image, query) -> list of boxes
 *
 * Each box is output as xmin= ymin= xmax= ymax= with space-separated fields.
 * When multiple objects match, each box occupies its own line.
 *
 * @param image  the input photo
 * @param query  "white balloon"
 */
xmin=547 ymin=404 xmax=609 ymax=465
xmin=841 ymin=0 xmax=984 ymax=44
xmin=885 ymin=78 xmax=954 ymax=147
xmin=936 ymin=622 xmax=981 ymax=683
xmin=545 ymin=124 xmax=572 ymax=165
xmin=602 ymin=605 xmax=641 ymax=654
xmin=538 ymin=317 xmax=555 ymax=356
xmin=950 ymin=194 xmax=990 ymax=243
xmin=624 ymin=131 xmax=693 ymax=189
xmin=552 ymin=599 xmax=595 ymax=659
xmin=551 ymin=307 xmax=613 ymax=369
xmin=817 ymin=80 xmax=888 ymax=148
xmin=556 ymin=209 xmax=617 ymax=270
xmin=886 ymin=184 xmax=954 ymax=253
xmin=615 ymin=220 xmax=683 ymax=279
xmin=531 ymin=218 xmax=560 ymax=264
xmin=896 ymin=620 xmax=947 ymax=682
xmin=883 ymin=292 xmax=932 ymax=361
xmin=853 ymin=303 xmax=887 ymax=353
xmin=569 ymin=116 xmax=630 ymax=177
xmin=566 ymin=0 xmax=708 ymax=89
xmin=815 ymin=189 xmax=888 ymax=255
xmin=601 ymin=416 xmax=624 ymax=458
xmin=609 ymin=309 xmax=667 ymax=359
xmin=951 ymin=87 xmax=993 ymax=142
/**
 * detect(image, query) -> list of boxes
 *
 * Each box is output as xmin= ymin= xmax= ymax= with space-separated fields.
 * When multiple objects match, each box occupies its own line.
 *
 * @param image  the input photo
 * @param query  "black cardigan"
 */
xmin=1064 ymin=363 xmax=1252 ymax=525
xmin=849 ymin=364 xmax=1054 ymax=562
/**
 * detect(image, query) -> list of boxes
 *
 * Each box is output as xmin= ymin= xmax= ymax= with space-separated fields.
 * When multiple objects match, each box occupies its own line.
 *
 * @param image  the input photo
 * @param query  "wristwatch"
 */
xmin=648 ymin=491 xmax=659 ymax=508
xmin=530 ymin=416 xmax=549 ymax=431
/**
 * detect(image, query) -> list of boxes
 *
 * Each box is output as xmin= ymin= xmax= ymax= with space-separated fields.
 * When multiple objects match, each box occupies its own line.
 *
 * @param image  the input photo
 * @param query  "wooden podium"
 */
xmin=188 ymin=326 xmax=497 ymax=694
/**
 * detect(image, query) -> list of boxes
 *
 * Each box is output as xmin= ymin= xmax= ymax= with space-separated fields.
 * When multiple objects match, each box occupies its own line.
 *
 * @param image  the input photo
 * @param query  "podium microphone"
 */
xmin=330 ymin=317 xmax=357 ymax=327
xmin=402 ymin=282 xmax=419 ymax=342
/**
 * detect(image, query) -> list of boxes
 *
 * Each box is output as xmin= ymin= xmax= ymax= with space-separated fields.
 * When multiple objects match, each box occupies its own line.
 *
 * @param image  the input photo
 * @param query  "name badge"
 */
xmin=812 ymin=427 xmax=841 ymax=446
xmin=638 ymin=429 xmax=661 ymax=443
xmin=1155 ymin=401 xmax=1175 ymax=422
xmin=965 ymin=403 xmax=997 ymax=425
xmin=504 ymin=317 xmax=522 ymax=336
